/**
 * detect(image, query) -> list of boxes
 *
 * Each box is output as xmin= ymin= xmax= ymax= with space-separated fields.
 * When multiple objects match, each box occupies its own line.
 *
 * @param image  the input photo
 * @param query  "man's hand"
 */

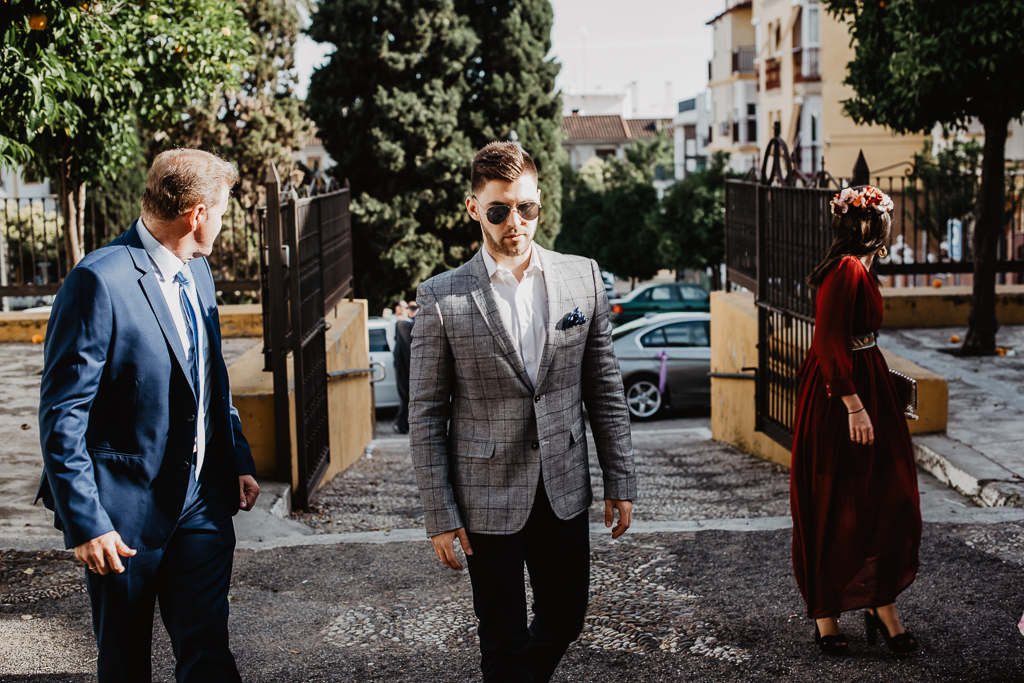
xmin=430 ymin=528 xmax=474 ymax=571
xmin=605 ymin=499 xmax=633 ymax=539
xmin=74 ymin=530 xmax=136 ymax=575
xmin=238 ymin=475 xmax=260 ymax=511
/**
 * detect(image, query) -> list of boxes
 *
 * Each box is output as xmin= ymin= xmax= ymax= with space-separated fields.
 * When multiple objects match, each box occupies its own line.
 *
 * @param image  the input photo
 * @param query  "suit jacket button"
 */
xmin=181 ymin=462 xmax=190 ymax=471
xmin=187 ymin=415 xmax=195 ymax=423
xmin=534 ymin=395 xmax=541 ymax=403
xmin=531 ymin=442 xmax=539 ymax=450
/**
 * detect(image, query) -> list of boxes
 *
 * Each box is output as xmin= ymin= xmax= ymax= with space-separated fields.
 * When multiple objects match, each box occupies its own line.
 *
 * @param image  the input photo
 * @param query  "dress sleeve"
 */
xmin=813 ymin=256 xmax=860 ymax=398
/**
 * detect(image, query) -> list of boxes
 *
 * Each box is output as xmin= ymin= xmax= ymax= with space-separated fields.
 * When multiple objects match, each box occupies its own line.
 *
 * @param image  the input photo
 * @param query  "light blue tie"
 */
xmin=175 ymin=264 xmax=207 ymax=478
xmin=174 ymin=265 xmax=200 ymax=398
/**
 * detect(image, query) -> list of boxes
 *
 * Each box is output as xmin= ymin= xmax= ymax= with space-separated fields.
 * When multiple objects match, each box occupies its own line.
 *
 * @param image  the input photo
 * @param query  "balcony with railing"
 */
xmin=793 ymin=47 xmax=821 ymax=82
xmin=732 ymin=46 xmax=755 ymax=75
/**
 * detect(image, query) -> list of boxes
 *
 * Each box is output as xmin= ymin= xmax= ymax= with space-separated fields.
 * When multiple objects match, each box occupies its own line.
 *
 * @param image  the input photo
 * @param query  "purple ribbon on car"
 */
xmin=657 ymin=350 xmax=668 ymax=394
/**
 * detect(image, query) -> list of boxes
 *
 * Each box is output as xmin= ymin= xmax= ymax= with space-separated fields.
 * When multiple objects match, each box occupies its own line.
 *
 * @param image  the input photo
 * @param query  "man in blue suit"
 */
xmin=37 ymin=148 xmax=260 ymax=682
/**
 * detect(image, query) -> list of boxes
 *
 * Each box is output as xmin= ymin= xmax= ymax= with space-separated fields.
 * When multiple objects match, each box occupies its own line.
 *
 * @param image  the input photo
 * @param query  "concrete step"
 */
xmin=914 ymin=433 xmax=1024 ymax=507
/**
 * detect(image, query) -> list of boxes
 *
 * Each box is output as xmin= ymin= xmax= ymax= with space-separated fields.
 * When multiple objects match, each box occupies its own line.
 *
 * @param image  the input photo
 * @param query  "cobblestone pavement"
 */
xmin=5 ymin=421 xmax=1024 ymax=681
xmin=289 ymin=428 xmax=790 ymax=532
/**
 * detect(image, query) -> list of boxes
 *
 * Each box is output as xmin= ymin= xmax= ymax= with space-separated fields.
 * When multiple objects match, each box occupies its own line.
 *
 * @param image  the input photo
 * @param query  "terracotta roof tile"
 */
xmin=625 ymin=119 xmax=674 ymax=138
xmin=561 ymin=115 xmax=673 ymax=141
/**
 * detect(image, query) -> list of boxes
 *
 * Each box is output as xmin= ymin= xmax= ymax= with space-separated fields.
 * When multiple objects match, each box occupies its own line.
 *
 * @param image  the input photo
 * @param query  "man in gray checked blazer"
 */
xmin=409 ymin=142 xmax=637 ymax=682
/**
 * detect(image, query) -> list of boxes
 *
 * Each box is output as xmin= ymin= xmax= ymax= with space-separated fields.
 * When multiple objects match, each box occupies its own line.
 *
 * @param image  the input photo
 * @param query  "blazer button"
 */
xmin=531 ymin=442 xmax=539 ymax=450
xmin=187 ymin=415 xmax=195 ymax=423
xmin=181 ymin=461 xmax=190 ymax=471
xmin=534 ymin=395 xmax=541 ymax=403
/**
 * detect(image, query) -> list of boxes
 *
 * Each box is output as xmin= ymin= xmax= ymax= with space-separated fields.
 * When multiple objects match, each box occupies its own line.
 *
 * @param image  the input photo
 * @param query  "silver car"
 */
xmin=367 ymin=317 xmax=399 ymax=408
xmin=611 ymin=312 xmax=712 ymax=420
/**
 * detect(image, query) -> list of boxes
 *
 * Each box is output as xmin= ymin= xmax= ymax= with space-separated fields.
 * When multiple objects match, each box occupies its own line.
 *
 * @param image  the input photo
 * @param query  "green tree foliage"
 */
xmin=821 ymin=0 xmax=1024 ymax=354
xmin=306 ymin=0 xmax=564 ymax=312
xmin=905 ymin=137 xmax=982 ymax=243
xmin=1 ymin=0 xmax=250 ymax=271
xmin=147 ymin=0 xmax=311 ymax=216
xmin=555 ymin=150 xmax=662 ymax=284
xmin=455 ymin=0 xmax=563 ymax=247
xmin=658 ymin=151 xmax=731 ymax=290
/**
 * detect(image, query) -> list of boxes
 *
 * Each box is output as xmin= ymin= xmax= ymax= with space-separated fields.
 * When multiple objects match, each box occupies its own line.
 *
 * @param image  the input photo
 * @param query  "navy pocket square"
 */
xmin=561 ymin=307 xmax=587 ymax=330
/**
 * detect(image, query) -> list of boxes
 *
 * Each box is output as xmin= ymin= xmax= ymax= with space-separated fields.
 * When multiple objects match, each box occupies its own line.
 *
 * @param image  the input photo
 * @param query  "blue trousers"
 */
xmin=86 ymin=466 xmax=241 ymax=683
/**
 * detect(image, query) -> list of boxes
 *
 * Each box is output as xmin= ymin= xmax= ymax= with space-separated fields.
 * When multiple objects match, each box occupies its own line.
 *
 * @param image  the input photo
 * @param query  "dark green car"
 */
xmin=609 ymin=282 xmax=710 ymax=326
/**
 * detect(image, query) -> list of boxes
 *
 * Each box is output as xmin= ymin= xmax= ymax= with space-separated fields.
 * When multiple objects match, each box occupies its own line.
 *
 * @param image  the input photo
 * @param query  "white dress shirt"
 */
xmin=137 ymin=219 xmax=212 ymax=478
xmin=482 ymin=244 xmax=548 ymax=388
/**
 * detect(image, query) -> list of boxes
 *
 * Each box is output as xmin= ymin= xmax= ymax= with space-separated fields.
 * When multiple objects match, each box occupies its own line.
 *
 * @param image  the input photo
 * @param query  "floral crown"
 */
xmin=830 ymin=186 xmax=894 ymax=216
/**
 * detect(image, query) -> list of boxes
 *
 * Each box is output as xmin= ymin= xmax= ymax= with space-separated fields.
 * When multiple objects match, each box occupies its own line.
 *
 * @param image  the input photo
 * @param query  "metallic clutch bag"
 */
xmin=889 ymin=369 xmax=918 ymax=420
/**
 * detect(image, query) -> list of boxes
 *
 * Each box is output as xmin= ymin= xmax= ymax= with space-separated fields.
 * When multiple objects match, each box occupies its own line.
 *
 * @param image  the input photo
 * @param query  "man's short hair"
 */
xmin=141 ymin=149 xmax=238 ymax=220
xmin=471 ymin=142 xmax=538 ymax=194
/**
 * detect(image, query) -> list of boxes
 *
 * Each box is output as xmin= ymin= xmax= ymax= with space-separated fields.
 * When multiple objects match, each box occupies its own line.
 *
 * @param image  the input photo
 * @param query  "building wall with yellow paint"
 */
xmin=751 ymin=0 xmax=925 ymax=178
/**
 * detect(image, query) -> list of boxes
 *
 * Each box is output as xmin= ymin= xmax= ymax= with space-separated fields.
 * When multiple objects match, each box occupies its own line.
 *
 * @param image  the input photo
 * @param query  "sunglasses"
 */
xmin=473 ymin=197 xmax=542 ymax=225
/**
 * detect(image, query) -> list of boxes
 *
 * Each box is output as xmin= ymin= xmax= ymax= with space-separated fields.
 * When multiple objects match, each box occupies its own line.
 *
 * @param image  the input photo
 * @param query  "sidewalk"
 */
xmin=879 ymin=325 xmax=1024 ymax=506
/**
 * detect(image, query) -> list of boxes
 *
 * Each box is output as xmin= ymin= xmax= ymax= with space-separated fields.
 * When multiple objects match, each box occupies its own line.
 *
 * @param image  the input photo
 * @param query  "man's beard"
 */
xmin=483 ymin=226 xmax=534 ymax=257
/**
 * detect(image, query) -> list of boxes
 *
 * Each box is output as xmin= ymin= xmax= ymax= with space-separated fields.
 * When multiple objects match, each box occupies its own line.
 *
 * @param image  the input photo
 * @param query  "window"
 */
xmin=369 ymin=328 xmax=390 ymax=352
xmin=678 ymin=285 xmax=709 ymax=301
xmin=306 ymin=155 xmax=322 ymax=170
xmin=640 ymin=321 xmax=710 ymax=348
xmin=640 ymin=328 xmax=667 ymax=347
xmin=649 ymin=286 xmax=678 ymax=301
xmin=596 ymin=148 xmax=616 ymax=161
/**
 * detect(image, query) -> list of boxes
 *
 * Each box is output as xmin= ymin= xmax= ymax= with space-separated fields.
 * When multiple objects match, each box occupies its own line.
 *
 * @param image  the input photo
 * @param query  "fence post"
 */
xmin=263 ymin=162 xmax=293 ymax=483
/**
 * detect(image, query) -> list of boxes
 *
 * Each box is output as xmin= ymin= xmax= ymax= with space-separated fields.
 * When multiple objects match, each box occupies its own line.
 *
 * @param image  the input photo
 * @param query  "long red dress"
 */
xmin=790 ymin=255 xmax=922 ymax=619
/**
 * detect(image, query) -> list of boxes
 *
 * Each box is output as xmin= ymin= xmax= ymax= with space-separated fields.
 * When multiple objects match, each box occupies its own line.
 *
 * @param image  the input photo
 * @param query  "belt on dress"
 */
xmin=852 ymin=331 xmax=877 ymax=352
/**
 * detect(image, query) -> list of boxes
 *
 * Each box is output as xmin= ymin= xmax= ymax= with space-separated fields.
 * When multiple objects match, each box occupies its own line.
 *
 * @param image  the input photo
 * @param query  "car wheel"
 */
xmin=624 ymin=376 xmax=664 ymax=420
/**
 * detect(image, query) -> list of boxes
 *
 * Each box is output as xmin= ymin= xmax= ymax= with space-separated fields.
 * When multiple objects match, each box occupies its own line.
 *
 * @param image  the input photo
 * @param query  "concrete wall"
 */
xmin=711 ymin=290 xmax=949 ymax=468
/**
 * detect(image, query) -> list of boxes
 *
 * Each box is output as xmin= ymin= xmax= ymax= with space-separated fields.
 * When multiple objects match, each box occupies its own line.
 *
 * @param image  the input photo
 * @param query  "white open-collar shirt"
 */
xmin=482 ymin=243 xmax=548 ymax=388
xmin=137 ymin=219 xmax=212 ymax=478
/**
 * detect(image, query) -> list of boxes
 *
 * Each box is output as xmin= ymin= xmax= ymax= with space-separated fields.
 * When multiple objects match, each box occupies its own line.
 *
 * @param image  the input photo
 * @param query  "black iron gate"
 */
xmin=725 ymin=125 xmax=833 ymax=450
xmin=260 ymin=162 xmax=353 ymax=509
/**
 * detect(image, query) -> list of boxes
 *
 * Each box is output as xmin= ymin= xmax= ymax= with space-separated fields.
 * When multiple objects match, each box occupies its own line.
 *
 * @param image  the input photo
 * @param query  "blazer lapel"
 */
xmin=533 ymin=245 xmax=561 ymax=393
xmin=467 ymin=250 xmax=533 ymax=390
xmin=125 ymin=221 xmax=197 ymax=398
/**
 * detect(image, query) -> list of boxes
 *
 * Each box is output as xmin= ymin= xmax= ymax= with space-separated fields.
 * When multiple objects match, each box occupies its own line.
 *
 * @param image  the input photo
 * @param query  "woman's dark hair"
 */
xmin=806 ymin=186 xmax=892 ymax=287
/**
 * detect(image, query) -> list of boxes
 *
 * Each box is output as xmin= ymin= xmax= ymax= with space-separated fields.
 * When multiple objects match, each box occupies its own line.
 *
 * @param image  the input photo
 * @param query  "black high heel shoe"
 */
xmin=814 ymin=623 xmax=849 ymax=655
xmin=865 ymin=609 xmax=918 ymax=653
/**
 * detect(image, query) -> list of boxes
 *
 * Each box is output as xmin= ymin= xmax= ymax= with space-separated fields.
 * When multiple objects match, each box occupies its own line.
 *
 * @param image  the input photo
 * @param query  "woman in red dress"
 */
xmin=790 ymin=186 xmax=922 ymax=655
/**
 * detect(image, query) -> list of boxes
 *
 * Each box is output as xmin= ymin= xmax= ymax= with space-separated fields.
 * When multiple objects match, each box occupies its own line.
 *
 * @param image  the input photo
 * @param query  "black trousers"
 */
xmin=86 ymin=465 xmax=240 ymax=683
xmin=465 ymin=481 xmax=590 ymax=683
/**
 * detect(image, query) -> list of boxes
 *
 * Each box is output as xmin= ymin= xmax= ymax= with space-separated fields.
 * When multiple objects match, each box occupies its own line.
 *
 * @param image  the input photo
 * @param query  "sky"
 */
xmin=294 ymin=0 xmax=716 ymax=118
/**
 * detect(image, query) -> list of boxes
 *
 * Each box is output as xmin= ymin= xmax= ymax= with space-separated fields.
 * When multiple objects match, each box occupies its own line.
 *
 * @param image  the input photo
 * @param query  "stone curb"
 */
xmin=913 ymin=433 xmax=1024 ymax=508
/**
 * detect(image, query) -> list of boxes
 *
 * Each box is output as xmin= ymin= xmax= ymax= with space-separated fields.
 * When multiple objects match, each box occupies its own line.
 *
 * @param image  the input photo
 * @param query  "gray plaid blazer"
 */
xmin=409 ymin=245 xmax=636 ymax=537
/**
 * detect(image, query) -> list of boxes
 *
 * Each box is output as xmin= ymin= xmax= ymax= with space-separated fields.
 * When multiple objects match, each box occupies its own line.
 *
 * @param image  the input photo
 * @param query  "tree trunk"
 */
xmin=961 ymin=117 xmax=1007 ymax=356
xmin=57 ymin=156 xmax=86 ymax=275
xmin=710 ymin=263 xmax=722 ymax=291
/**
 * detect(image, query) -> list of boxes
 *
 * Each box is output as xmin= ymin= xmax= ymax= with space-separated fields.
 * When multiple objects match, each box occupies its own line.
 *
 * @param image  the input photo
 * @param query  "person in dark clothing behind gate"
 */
xmin=392 ymin=301 xmax=419 ymax=434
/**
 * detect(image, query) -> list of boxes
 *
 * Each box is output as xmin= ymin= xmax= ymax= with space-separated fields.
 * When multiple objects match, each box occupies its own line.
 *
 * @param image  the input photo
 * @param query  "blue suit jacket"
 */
xmin=37 ymin=222 xmax=257 ymax=551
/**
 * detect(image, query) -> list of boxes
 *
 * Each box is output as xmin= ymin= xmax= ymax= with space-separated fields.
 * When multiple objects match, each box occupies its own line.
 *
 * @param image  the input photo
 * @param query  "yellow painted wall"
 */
xmin=226 ymin=300 xmax=373 ymax=496
xmin=228 ymin=343 xmax=279 ymax=477
xmin=819 ymin=14 xmax=925 ymax=175
xmin=881 ymin=285 xmax=1024 ymax=328
xmin=0 ymin=304 xmax=264 ymax=343
xmin=321 ymin=300 xmax=374 ymax=485
xmin=710 ymin=291 xmax=793 ymax=467
xmin=711 ymin=290 xmax=949 ymax=469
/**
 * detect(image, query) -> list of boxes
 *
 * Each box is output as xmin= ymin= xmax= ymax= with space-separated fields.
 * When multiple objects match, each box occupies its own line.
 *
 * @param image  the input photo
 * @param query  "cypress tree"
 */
xmin=456 ymin=0 xmax=564 ymax=247
xmin=306 ymin=0 xmax=563 ymax=311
